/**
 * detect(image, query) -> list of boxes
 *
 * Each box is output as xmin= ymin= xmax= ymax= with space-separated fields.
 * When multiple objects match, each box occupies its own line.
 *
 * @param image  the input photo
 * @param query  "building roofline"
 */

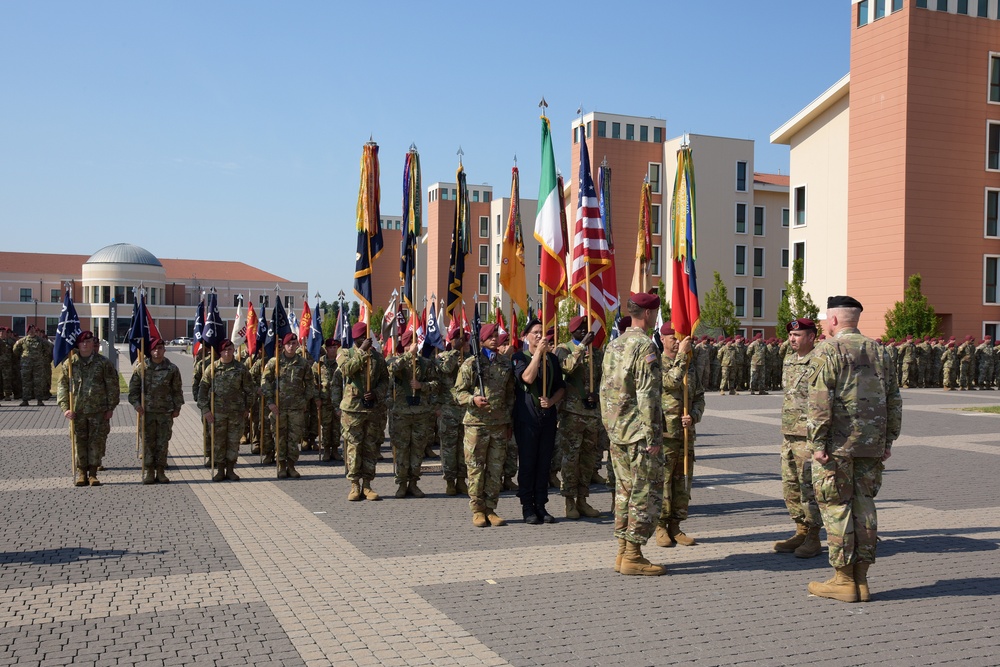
xmin=770 ymin=73 xmax=850 ymax=145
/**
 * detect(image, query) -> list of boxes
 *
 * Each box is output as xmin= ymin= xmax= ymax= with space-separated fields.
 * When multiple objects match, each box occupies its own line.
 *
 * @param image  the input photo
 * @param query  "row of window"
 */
xmin=915 ymin=0 xmax=1000 ymax=20
xmin=733 ymin=287 xmax=766 ymax=319
xmin=427 ymin=188 xmax=492 ymax=203
xmin=858 ymin=0 xmax=905 ymax=26
xmin=574 ymin=121 xmax=664 ymax=144
xmin=735 ymin=203 xmax=789 ymax=235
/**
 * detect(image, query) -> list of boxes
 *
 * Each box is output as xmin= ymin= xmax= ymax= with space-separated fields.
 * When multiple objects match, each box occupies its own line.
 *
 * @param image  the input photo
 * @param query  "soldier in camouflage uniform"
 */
xmin=453 ymin=323 xmax=515 ymax=527
xmin=314 ymin=338 xmax=343 ymax=462
xmin=956 ymin=335 xmax=974 ymax=389
xmin=338 ymin=322 xmax=389 ymax=501
xmin=917 ymin=337 xmax=933 ymax=387
xmin=58 ymin=332 xmax=119 ymax=487
xmin=129 ymin=337 xmax=184 ymax=484
xmin=774 ymin=318 xmax=824 ymax=558
xmin=14 ymin=326 xmax=52 ymax=406
xmin=708 ymin=337 xmax=721 ymax=391
xmin=693 ymin=338 xmax=710 ymax=395
xmin=437 ymin=329 xmax=469 ymax=496
xmin=653 ymin=323 xmax=704 ymax=549
xmin=806 ymin=296 xmax=902 ymax=603
xmin=976 ymin=336 xmax=994 ymax=389
xmin=747 ymin=334 xmax=767 ymax=395
xmin=192 ymin=346 xmax=213 ymax=466
xmin=262 ymin=333 xmax=318 ymax=479
xmin=0 ymin=327 xmax=13 ymax=400
xmin=718 ymin=338 xmax=737 ymax=395
xmin=387 ymin=331 xmax=439 ymax=498
xmin=941 ymin=340 xmax=957 ymax=390
xmin=555 ymin=317 xmax=603 ymax=520
xmin=497 ymin=333 xmax=520 ymax=491
xmin=200 ymin=339 xmax=255 ymax=482
xmin=600 ymin=293 xmax=666 ymax=576
xmin=899 ymin=336 xmax=917 ymax=388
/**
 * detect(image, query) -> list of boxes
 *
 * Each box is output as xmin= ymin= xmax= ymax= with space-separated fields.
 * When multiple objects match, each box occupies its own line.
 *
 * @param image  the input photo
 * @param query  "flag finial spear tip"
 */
xmin=409 ymin=142 xmax=417 ymax=153
xmin=538 ymin=97 xmax=548 ymax=109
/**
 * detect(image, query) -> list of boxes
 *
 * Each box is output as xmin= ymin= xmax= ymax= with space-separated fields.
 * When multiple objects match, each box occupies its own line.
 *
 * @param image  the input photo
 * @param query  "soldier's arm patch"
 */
xmin=645 ymin=353 xmax=657 ymax=364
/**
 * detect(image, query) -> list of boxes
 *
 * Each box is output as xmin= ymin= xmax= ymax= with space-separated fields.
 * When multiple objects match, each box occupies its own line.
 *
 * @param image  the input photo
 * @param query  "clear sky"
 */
xmin=1 ymin=1 xmax=849 ymax=303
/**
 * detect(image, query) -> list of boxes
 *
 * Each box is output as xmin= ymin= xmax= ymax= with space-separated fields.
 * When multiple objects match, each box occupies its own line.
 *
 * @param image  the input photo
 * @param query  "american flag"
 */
xmin=569 ymin=136 xmax=612 ymax=346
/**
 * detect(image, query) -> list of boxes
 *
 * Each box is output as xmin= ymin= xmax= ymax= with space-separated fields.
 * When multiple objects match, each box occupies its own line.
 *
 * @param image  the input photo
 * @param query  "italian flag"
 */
xmin=533 ymin=116 xmax=566 ymax=324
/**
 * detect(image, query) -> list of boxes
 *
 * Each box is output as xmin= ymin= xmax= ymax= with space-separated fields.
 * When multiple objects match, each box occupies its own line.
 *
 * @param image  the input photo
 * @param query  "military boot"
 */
xmin=361 ymin=480 xmax=380 ymax=501
xmin=286 ymin=463 xmax=301 ymax=479
xmin=614 ymin=538 xmax=627 ymax=573
xmin=502 ymin=476 xmax=518 ymax=491
xmin=577 ymin=497 xmax=602 ymax=518
xmin=19 ymin=400 xmax=28 ymax=407
xmin=854 ymin=561 xmax=872 ymax=602
xmin=668 ymin=520 xmax=696 ymax=546
xmin=445 ymin=479 xmax=458 ymax=496
xmin=774 ymin=524 xmax=809 ymax=553
xmin=212 ymin=464 xmax=227 ymax=482
xmin=225 ymin=462 xmax=240 ymax=481
xmin=486 ymin=510 xmax=506 ymax=526
xmin=75 ymin=468 xmax=89 ymax=487
xmin=407 ymin=480 xmax=425 ymax=498
xmin=619 ymin=541 xmax=666 ymax=576
xmin=331 ymin=449 xmax=343 ymax=461
xmin=794 ymin=526 xmax=822 ymax=558
xmin=590 ymin=470 xmax=607 ymax=485
xmin=320 ymin=448 xmax=333 ymax=462
xmin=548 ymin=471 xmax=560 ymax=489
xmin=472 ymin=511 xmax=489 ymax=527
xmin=808 ymin=565 xmax=857 ymax=602
xmin=88 ymin=467 xmax=101 ymax=487
xmin=261 ymin=452 xmax=275 ymax=465
xmin=155 ymin=468 xmax=170 ymax=484
xmin=36 ymin=399 xmax=45 ymax=406
xmin=348 ymin=481 xmax=362 ymax=501
xmin=276 ymin=462 xmax=289 ymax=479
xmin=251 ymin=444 xmax=261 ymax=455
xmin=655 ymin=525 xmax=674 ymax=548
xmin=395 ymin=482 xmax=407 ymax=498
xmin=142 ymin=468 xmax=156 ymax=485
xmin=456 ymin=478 xmax=469 ymax=495
xmin=565 ymin=496 xmax=581 ymax=520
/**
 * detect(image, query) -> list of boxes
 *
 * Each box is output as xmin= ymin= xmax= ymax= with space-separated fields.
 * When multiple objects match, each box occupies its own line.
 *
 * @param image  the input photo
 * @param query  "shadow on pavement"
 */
xmin=878 ymin=533 xmax=999 ymax=556
xmin=0 ymin=547 xmax=165 ymax=565
xmin=876 ymin=577 xmax=1000 ymax=601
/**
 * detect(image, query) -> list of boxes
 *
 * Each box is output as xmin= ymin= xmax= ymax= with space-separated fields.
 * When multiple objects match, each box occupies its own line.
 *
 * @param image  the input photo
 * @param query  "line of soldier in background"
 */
xmin=890 ymin=334 xmax=998 ymax=390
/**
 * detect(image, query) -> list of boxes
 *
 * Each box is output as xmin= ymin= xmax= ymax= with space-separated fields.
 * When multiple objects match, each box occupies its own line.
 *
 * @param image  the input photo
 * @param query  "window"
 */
xmin=651 ymin=245 xmax=661 ymax=277
xmin=149 ymin=288 xmax=157 ymax=305
xmin=537 ymin=246 xmax=542 ymax=264
xmin=988 ymin=122 xmax=1000 ymax=170
xmin=92 ymin=286 xmax=99 ymax=303
xmin=496 ymin=214 xmax=502 ymax=235
xmin=988 ymin=190 xmax=1000 ymax=237
xmin=754 ymin=206 xmax=765 ymax=236
xmin=125 ymin=287 xmax=135 ymax=304
xmin=12 ymin=317 xmax=25 ymax=337
xmin=285 ymin=296 xmax=294 ymax=309
xmin=19 ymin=288 xmax=32 ymax=302
xmin=46 ymin=317 xmax=59 ymax=337
xmin=612 ymin=122 xmax=621 ymax=139
xmin=794 ymin=186 xmax=806 ymax=226
xmin=986 ymin=256 xmax=999 ymax=303
xmin=991 ymin=55 xmax=1000 ymax=103
xmin=483 ymin=191 xmax=491 ymax=202
xmin=440 ymin=188 xmax=448 ymax=201
xmin=479 ymin=245 xmax=489 ymax=267
xmin=753 ymin=289 xmax=764 ymax=318
xmin=858 ymin=0 xmax=869 ymax=26
xmin=233 ymin=294 xmax=241 ymax=307
xmin=875 ymin=0 xmax=886 ymax=19
xmin=648 ymin=163 xmax=661 ymax=194
xmin=736 ymin=161 xmax=747 ymax=192
xmin=916 ymin=0 xmax=927 ymax=7
xmin=734 ymin=288 xmax=746 ymax=318
xmin=987 ymin=323 xmax=999 ymax=340
xmin=102 ymin=286 xmax=111 ymax=303
xmin=752 ymin=328 xmax=764 ymax=339
xmin=479 ymin=274 xmax=489 ymax=295
xmin=958 ymin=0 xmax=969 ymax=14
xmin=451 ymin=188 xmax=456 ymax=199
xmin=651 ymin=204 xmax=661 ymax=235
xmin=782 ymin=208 xmax=790 ymax=228
xmin=793 ymin=241 xmax=806 ymax=268
xmin=626 ymin=124 xmax=635 ymax=141
xmin=50 ymin=289 xmax=60 ymax=303
xmin=979 ymin=0 xmax=989 ymax=17
xmin=736 ymin=203 xmax=747 ymax=234
xmin=753 ymin=248 xmax=765 ymax=277
xmin=478 ymin=301 xmax=489 ymax=320
xmin=496 ymin=243 xmax=501 ymax=264
xmin=781 ymin=248 xmax=790 ymax=269
xmin=496 ymin=273 xmax=500 ymax=292
xmin=735 ymin=245 xmax=747 ymax=276
xmin=597 ymin=120 xmax=606 ymax=137
xmin=260 ymin=294 xmax=269 ymax=309
xmin=472 ymin=190 xmax=480 ymax=203
xmin=936 ymin=0 xmax=948 ymax=10
xmin=654 ymin=127 xmax=663 ymax=143
xmin=479 ymin=216 xmax=489 ymax=238
xmin=586 ymin=121 xmax=592 ymax=138
xmin=640 ymin=125 xmax=649 ymax=142
xmin=893 ymin=0 xmax=903 ymax=10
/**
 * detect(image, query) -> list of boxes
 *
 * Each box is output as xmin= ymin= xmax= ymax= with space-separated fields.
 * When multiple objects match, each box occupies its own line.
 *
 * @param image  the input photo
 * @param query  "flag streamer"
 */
xmin=500 ymin=165 xmax=527 ymax=314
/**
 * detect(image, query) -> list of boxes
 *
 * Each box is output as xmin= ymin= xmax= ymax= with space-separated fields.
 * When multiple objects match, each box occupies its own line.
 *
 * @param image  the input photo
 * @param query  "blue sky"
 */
xmin=1 ymin=1 xmax=849 ymax=302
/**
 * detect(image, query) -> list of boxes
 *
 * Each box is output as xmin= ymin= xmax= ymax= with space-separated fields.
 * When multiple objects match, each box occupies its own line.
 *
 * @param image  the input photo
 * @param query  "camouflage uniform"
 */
xmin=128 ymin=356 xmax=184 ymax=474
xmin=693 ymin=341 xmax=710 ymax=394
xmin=0 ymin=334 xmax=14 ymax=398
xmin=192 ymin=351 xmax=213 ymax=462
xmin=780 ymin=349 xmax=822 ymax=530
xmin=917 ymin=339 xmax=933 ymax=387
xmin=453 ymin=350 xmax=514 ymax=515
xmin=314 ymin=355 xmax=343 ymax=461
xmin=248 ymin=355 xmax=272 ymax=457
xmin=555 ymin=340 xmax=603 ymax=503
xmin=199 ymin=357 xmax=255 ymax=468
xmin=718 ymin=341 xmax=737 ymax=394
xmin=976 ymin=340 xmax=995 ymax=389
xmin=14 ymin=333 xmax=52 ymax=402
xmin=747 ymin=338 xmax=767 ymax=394
xmin=807 ymin=328 xmax=902 ymax=569
xmin=262 ymin=352 xmax=317 ymax=469
xmin=957 ymin=339 xmax=975 ymax=389
xmin=941 ymin=344 xmax=957 ymax=389
xmin=658 ymin=352 xmax=705 ymax=531
xmin=436 ymin=348 xmax=468 ymax=487
xmin=899 ymin=339 xmax=917 ymax=388
xmin=57 ymin=351 xmax=120 ymax=479
xmin=338 ymin=344 xmax=390 ymax=487
xmin=600 ymin=326 xmax=663 ymax=546
xmin=387 ymin=351 xmax=439 ymax=488
xmin=708 ymin=339 xmax=721 ymax=391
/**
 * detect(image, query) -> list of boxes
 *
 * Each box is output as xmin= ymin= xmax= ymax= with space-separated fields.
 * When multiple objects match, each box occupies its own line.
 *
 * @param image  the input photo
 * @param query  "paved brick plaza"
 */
xmin=2 ymin=350 xmax=999 ymax=666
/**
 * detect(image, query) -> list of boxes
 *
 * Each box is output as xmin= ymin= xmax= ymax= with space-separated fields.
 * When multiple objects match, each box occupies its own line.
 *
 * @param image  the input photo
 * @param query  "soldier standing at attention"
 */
xmin=654 ymin=323 xmax=704 ymax=548
xmin=453 ymin=322 xmax=515 ymax=528
xmin=262 ymin=333 xmax=318 ymax=480
xmin=773 ymin=319 xmax=823 ymax=558
xmin=314 ymin=338 xmax=343 ymax=462
xmin=718 ymin=338 xmax=737 ymax=395
xmin=129 ymin=337 xmax=184 ymax=484
xmin=200 ymin=339 xmax=255 ymax=482
xmin=806 ymin=296 xmax=902 ymax=602
xmin=387 ymin=330 xmax=439 ymax=498
xmin=437 ymin=329 xmax=470 ymax=496
xmin=57 ymin=331 xmax=119 ymax=487
xmin=600 ymin=292 xmax=666 ymax=576
xmin=555 ymin=316 xmax=603 ymax=520
xmin=899 ymin=335 xmax=917 ymax=388
xmin=976 ymin=335 xmax=995 ymax=389
xmin=747 ymin=334 xmax=767 ymax=395
xmin=14 ymin=325 xmax=51 ymax=406
xmin=0 ymin=327 xmax=13 ymax=401
xmin=941 ymin=340 xmax=958 ymax=391
xmin=338 ymin=322 xmax=389 ymax=501
xmin=496 ymin=333 xmax=520 ymax=491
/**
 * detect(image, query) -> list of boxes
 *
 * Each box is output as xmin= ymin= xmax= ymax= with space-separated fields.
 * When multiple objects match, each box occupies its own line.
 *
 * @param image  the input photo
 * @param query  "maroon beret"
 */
xmin=399 ymin=329 xmax=413 ymax=348
xmin=497 ymin=333 xmax=509 ymax=346
xmin=479 ymin=323 xmax=498 ymax=341
xmin=568 ymin=315 xmax=587 ymax=332
xmin=449 ymin=327 xmax=464 ymax=340
xmin=659 ymin=323 xmax=675 ymax=336
xmin=219 ymin=339 xmax=234 ymax=351
xmin=786 ymin=318 xmax=816 ymax=333
xmin=282 ymin=333 xmax=297 ymax=346
xmin=149 ymin=337 xmax=165 ymax=349
xmin=351 ymin=322 xmax=368 ymax=339
xmin=76 ymin=331 xmax=94 ymax=346
xmin=617 ymin=316 xmax=632 ymax=332
xmin=629 ymin=291 xmax=660 ymax=310
xmin=324 ymin=337 xmax=340 ymax=347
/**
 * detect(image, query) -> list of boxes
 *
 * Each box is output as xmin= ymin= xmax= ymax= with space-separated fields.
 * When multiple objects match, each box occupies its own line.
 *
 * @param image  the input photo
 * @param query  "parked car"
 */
xmin=171 ymin=337 xmax=193 ymax=346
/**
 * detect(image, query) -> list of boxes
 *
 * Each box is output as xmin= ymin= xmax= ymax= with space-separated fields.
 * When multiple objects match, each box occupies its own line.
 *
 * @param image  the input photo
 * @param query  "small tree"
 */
xmin=656 ymin=281 xmax=672 ymax=324
xmin=775 ymin=259 xmax=821 ymax=340
xmin=700 ymin=271 xmax=740 ymax=337
xmin=884 ymin=273 xmax=938 ymax=338
xmin=370 ymin=307 xmax=384 ymax=338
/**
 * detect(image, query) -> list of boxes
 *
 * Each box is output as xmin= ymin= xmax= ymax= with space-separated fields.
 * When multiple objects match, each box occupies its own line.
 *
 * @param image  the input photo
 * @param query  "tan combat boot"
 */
xmin=287 ymin=463 xmax=301 ymax=479
xmin=395 ymin=482 xmax=407 ymax=499
xmin=225 ymin=462 xmax=240 ymax=481
xmin=619 ymin=541 xmax=667 ymax=576
xmin=655 ymin=525 xmax=674 ymax=548
xmin=456 ymin=478 xmax=469 ymax=495
xmin=854 ymin=561 xmax=871 ymax=602
xmin=142 ymin=468 xmax=156 ymax=485
xmin=155 ymin=468 xmax=170 ymax=484
xmin=808 ymin=565 xmax=858 ymax=602
xmin=668 ymin=520 xmax=696 ymax=546
xmin=794 ymin=526 xmax=822 ymax=558
xmin=348 ymin=481 xmax=362 ymax=501
xmin=75 ymin=468 xmax=88 ymax=487
xmin=486 ymin=510 xmax=506 ymax=526
xmin=361 ymin=480 xmax=380 ymax=501
xmin=276 ymin=462 xmax=288 ymax=479
xmin=614 ymin=538 xmax=627 ymax=573
xmin=565 ymin=496 xmax=581 ymax=520
xmin=774 ymin=524 xmax=808 ymax=552
xmin=445 ymin=479 xmax=458 ymax=496
xmin=472 ymin=511 xmax=489 ymax=527
xmin=407 ymin=480 xmax=425 ymax=498
xmin=212 ymin=464 xmax=226 ymax=482
xmin=577 ymin=497 xmax=602 ymax=518
xmin=88 ymin=466 xmax=101 ymax=487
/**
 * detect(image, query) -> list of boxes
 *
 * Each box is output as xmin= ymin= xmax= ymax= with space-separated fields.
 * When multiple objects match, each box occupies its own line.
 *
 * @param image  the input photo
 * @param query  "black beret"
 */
xmin=826 ymin=295 xmax=863 ymax=311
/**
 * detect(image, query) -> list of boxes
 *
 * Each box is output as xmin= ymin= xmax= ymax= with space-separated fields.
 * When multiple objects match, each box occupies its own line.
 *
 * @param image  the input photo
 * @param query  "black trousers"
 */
xmin=513 ymin=408 xmax=557 ymax=511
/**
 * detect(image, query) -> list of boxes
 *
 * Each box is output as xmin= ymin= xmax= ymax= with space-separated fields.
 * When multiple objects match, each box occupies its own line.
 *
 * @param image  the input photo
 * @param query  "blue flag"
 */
xmin=256 ymin=307 xmax=268 ymax=357
xmin=193 ymin=297 xmax=205 ymax=355
xmin=126 ymin=291 xmax=150 ymax=364
xmin=53 ymin=290 xmax=81 ymax=367
xmin=306 ymin=300 xmax=324 ymax=362
xmin=265 ymin=298 xmax=291 ymax=358
xmin=202 ymin=292 xmax=223 ymax=352
xmin=423 ymin=302 xmax=445 ymax=352
xmin=334 ymin=303 xmax=353 ymax=348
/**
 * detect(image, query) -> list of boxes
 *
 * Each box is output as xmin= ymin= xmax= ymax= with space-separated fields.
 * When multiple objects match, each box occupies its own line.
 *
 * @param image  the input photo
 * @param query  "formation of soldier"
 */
xmin=890 ymin=334 xmax=998 ymax=390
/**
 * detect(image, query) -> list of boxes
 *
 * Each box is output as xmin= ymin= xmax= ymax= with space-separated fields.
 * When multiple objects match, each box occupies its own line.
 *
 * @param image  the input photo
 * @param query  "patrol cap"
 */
xmin=786 ymin=318 xmax=817 ymax=333
xmin=826 ymin=295 xmax=863 ymax=311
xmin=351 ymin=322 xmax=367 ymax=339
xmin=568 ymin=315 xmax=587 ymax=332
xmin=659 ymin=323 xmax=675 ymax=336
xmin=479 ymin=323 xmax=498 ymax=341
xmin=629 ymin=291 xmax=660 ymax=310
xmin=149 ymin=337 xmax=165 ymax=349
xmin=76 ymin=331 xmax=94 ymax=346
xmin=218 ymin=339 xmax=233 ymax=351
xmin=281 ymin=333 xmax=297 ymax=346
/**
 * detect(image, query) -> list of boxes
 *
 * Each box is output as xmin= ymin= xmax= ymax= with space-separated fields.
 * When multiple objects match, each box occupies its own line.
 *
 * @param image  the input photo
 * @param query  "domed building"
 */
xmin=0 ymin=243 xmax=307 ymax=344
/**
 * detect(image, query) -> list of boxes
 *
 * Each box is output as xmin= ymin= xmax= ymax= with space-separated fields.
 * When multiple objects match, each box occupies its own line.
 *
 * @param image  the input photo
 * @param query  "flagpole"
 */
xmin=68 ymin=350 xmax=77 ymax=476
xmin=274 ymin=285 xmax=281 ymax=472
xmin=210 ymin=345 xmax=216 ymax=474
xmin=683 ymin=354 xmax=691 ymax=495
xmin=584 ymin=263 xmax=595 ymax=392
xmin=541 ymin=298 xmax=547 ymax=395
xmin=139 ymin=340 xmax=146 ymax=474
